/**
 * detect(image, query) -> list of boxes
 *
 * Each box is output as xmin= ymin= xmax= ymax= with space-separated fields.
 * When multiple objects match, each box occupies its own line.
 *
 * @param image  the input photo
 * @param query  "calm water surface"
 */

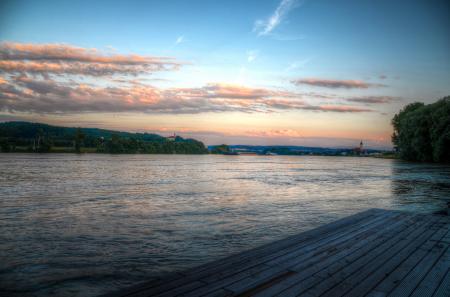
xmin=1 ymin=154 xmax=449 ymax=296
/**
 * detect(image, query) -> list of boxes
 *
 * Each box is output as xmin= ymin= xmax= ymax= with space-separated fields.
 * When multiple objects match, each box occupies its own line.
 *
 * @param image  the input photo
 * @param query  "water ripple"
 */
xmin=1 ymin=154 xmax=449 ymax=296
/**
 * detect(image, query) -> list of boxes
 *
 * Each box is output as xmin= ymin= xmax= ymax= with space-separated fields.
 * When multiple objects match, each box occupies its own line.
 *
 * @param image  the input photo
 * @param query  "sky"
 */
xmin=0 ymin=0 xmax=449 ymax=148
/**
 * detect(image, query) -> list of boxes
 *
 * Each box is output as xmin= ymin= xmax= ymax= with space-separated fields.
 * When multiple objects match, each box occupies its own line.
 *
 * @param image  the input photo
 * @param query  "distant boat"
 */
xmin=266 ymin=152 xmax=278 ymax=156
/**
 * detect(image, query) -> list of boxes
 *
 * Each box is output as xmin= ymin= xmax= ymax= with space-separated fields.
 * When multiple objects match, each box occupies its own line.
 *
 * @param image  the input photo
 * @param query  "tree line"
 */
xmin=392 ymin=96 xmax=449 ymax=163
xmin=0 ymin=122 xmax=208 ymax=154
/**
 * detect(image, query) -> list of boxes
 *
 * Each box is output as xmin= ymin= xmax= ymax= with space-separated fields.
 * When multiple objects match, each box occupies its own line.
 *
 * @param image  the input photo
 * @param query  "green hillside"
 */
xmin=0 ymin=121 xmax=208 ymax=154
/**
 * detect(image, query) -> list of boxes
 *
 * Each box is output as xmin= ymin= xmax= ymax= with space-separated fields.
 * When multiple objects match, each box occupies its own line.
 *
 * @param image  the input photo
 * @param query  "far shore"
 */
xmin=0 ymin=148 xmax=398 ymax=158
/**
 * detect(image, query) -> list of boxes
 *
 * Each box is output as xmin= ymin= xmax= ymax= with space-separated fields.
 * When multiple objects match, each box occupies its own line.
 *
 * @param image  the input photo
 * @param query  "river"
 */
xmin=1 ymin=154 xmax=449 ymax=296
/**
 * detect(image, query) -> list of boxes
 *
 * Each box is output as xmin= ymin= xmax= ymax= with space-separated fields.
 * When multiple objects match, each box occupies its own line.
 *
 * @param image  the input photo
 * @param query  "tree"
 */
xmin=0 ymin=121 xmax=209 ymax=155
xmin=33 ymin=128 xmax=52 ymax=153
xmin=211 ymin=144 xmax=231 ymax=154
xmin=104 ymin=134 xmax=125 ymax=153
xmin=0 ymin=139 xmax=10 ymax=152
xmin=74 ymin=128 xmax=85 ymax=153
xmin=392 ymin=97 xmax=450 ymax=163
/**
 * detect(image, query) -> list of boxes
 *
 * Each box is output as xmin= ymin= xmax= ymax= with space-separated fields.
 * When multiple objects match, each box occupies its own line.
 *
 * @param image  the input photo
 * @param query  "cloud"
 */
xmin=247 ymin=50 xmax=259 ymax=62
xmin=346 ymin=96 xmax=397 ymax=104
xmin=300 ymin=105 xmax=372 ymax=112
xmin=0 ymin=42 xmax=182 ymax=76
xmin=244 ymin=129 xmax=303 ymax=138
xmin=268 ymin=33 xmax=306 ymax=41
xmin=200 ymin=83 xmax=296 ymax=99
xmin=0 ymin=43 xmax=376 ymax=116
xmin=175 ymin=36 xmax=184 ymax=45
xmin=291 ymin=78 xmax=386 ymax=89
xmin=0 ymin=76 xmax=373 ymax=114
xmin=285 ymin=58 xmax=311 ymax=72
xmin=254 ymin=0 xmax=300 ymax=36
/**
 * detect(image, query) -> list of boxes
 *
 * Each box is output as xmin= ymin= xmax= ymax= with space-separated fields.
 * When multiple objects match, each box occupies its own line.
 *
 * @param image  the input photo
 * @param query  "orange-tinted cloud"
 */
xmin=244 ymin=129 xmax=303 ymax=138
xmin=291 ymin=78 xmax=386 ymax=89
xmin=0 ymin=42 xmax=182 ymax=76
xmin=0 ymin=43 xmax=378 ymax=115
xmin=0 ymin=76 xmax=374 ymax=114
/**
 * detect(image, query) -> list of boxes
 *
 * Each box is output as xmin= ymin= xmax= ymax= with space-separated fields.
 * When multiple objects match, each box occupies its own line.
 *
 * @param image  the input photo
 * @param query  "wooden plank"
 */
xmin=317 ymin=216 xmax=445 ymax=297
xmin=360 ymin=218 xmax=450 ymax=297
xmin=106 ymin=272 xmax=186 ymax=297
xmin=189 ymin=209 xmax=382 ymax=274
xmin=181 ymin=219 xmax=402 ymax=297
xmin=288 ymin=213 xmax=421 ymax=272
xmin=234 ymin=270 xmax=297 ymax=297
xmin=173 ymin=210 xmax=392 ymax=297
xmin=387 ymin=226 xmax=450 ymax=297
xmin=267 ymin=213 xmax=431 ymax=297
xmin=433 ymin=269 xmax=450 ymax=297
xmin=182 ymin=264 xmax=280 ymax=297
xmin=410 ymin=246 xmax=450 ymax=297
xmin=130 ymin=280 xmax=206 ymax=297
xmin=224 ymin=266 xmax=293 ymax=294
xmin=265 ymin=211 xmax=400 ymax=267
xmin=116 ymin=209 xmax=382 ymax=297
xmin=180 ymin=211 xmax=400 ymax=297
xmin=251 ymin=213 xmax=420 ymax=297
xmin=201 ymin=211 xmax=396 ymax=285
xmin=288 ymin=215 xmax=441 ymax=297
xmin=199 ymin=210 xmax=387 ymax=282
xmin=110 ymin=210 xmax=449 ymax=297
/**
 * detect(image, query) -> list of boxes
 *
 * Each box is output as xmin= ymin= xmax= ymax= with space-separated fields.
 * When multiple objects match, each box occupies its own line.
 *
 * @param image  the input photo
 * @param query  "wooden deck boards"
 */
xmin=111 ymin=209 xmax=450 ymax=297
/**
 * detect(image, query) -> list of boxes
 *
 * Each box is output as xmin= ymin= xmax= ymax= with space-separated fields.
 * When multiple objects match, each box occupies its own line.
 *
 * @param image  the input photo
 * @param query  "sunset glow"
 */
xmin=1 ymin=0 xmax=449 ymax=148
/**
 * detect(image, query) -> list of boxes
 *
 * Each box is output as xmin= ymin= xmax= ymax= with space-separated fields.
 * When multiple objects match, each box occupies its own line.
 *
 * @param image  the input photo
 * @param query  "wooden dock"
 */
xmin=111 ymin=208 xmax=450 ymax=297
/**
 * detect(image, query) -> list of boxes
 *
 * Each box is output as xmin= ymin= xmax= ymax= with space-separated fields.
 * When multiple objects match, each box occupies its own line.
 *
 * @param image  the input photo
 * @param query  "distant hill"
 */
xmin=0 ymin=121 xmax=166 ymax=142
xmin=0 ymin=121 xmax=208 ymax=154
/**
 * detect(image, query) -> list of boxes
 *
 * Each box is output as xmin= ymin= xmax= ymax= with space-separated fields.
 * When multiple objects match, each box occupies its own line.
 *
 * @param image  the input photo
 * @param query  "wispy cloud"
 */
xmin=291 ymin=78 xmax=386 ymax=89
xmin=244 ymin=129 xmax=303 ymax=138
xmin=346 ymin=96 xmax=398 ymax=104
xmin=268 ymin=33 xmax=306 ymax=41
xmin=300 ymin=105 xmax=372 ymax=113
xmin=247 ymin=50 xmax=259 ymax=62
xmin=175 ymin=36 xmax=184 ymax=45
xmin=253 ymin=0 xmax=300 ymax=36
xmin=285 ymin=58 xmax=311 ymax=72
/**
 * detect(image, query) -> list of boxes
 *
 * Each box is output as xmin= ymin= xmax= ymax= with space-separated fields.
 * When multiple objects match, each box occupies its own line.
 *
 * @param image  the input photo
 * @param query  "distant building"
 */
xmin=167 ymin=133 xmax=176 ymax=141
xmin=353 ymin=140 xmax=365 ymax=155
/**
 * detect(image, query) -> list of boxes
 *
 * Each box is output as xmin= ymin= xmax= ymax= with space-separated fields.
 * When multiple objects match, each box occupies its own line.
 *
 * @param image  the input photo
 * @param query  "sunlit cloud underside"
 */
xmin=1 ymin=0 xmax=449 ymax=148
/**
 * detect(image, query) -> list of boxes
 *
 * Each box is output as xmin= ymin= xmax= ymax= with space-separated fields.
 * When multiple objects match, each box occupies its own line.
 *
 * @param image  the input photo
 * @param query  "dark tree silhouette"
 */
xmin=392 ymin=96 xmax=450 ymax=163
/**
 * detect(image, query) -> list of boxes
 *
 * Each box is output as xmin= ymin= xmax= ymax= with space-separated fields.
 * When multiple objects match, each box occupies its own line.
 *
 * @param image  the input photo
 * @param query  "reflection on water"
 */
xmin=0 ymin=154 xmax=449 ymax=296
xmin=391 ymin=162 xmax=450 ymax=210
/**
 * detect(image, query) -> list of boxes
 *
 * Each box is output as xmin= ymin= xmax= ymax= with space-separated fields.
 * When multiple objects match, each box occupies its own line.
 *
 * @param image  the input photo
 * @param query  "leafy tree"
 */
xmin=211 ymin=144 xmax=231 ymax=154
xmin=392 ymin=96 xmax=450 ymax=163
